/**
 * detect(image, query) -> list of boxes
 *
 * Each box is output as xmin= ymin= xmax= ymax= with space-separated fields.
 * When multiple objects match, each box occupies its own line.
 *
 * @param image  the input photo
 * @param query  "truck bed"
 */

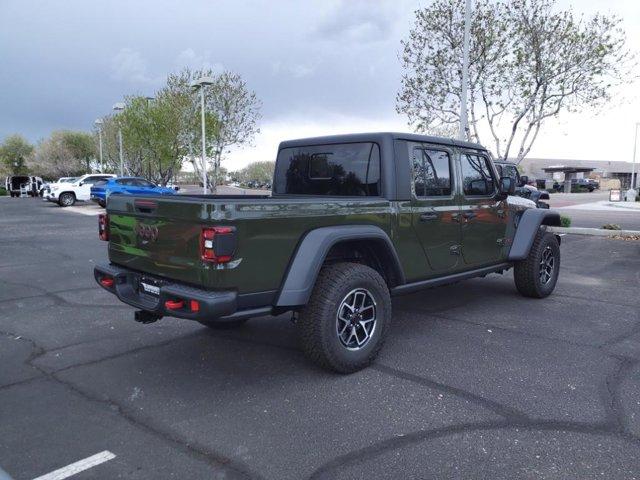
xmin=106 ymin=194 xmax=395 ymax=297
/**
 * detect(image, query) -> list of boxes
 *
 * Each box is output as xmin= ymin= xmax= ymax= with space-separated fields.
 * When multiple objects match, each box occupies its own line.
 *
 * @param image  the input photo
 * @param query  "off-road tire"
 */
xmin=298 ymin=262 xmax=392 ymax=374
xmin=198 ymin=318 xmax=249 ymax=330
xmin=514 ymin=230 xmax=560 ymax=298
xmin=58 ymin=192 xmax=75 ymax=207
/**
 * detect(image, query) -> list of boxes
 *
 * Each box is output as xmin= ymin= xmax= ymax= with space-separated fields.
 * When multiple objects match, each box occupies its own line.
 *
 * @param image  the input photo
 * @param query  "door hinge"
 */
xmin=449 ymin=245 xmax=461 ymax=255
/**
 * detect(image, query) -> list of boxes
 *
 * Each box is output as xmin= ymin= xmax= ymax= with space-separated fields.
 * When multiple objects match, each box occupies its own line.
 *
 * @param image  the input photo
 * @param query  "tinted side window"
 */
xmin=273 ymin=142 xmax=381 ymax=196
xmin=412 ymin=148 xmax=452 ymax=197
xmin=461 ymin=154 xmax=495 ymax=196
xmin=135 ymin=179 xmax=155 ymax=188
xmin=501 ymin=164 xmax=519 ymax=181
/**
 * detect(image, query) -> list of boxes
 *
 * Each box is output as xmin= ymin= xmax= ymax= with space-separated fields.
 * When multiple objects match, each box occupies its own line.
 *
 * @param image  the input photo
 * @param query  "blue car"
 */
xmin=91 ymin=177 xmax=177 ymax=207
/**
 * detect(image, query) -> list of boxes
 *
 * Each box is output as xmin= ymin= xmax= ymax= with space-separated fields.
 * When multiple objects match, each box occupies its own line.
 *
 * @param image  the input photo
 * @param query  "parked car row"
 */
xmin=5 ymin=173 xmax=179 ymax=207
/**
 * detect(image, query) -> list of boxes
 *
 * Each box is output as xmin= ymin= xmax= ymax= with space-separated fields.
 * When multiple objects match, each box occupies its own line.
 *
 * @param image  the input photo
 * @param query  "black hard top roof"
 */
xmin=278 ymin=132 xmax=485 ymax=151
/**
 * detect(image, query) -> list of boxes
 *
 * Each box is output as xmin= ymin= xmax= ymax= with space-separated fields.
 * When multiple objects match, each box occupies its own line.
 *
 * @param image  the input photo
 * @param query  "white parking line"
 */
xmin=32 ymin=451 xmax=115 ymax=480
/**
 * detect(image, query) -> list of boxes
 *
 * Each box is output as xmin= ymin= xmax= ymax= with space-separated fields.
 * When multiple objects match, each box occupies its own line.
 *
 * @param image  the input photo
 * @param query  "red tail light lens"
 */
xmin=98 ymin=214 xmax=109 ymax=241
xmin=165 ymin=299 xmax=184 ymax=310
xmin=190 ymin=300 xmax=200 ymax=312
xmin=99 ymin=277 xmax=114 ymax=288
xmin=201 ymin=226 xmax=236 ymax=263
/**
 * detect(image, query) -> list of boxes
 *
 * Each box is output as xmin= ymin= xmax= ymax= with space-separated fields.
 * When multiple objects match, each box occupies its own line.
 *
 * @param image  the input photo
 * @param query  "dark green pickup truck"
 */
xmin=95 ymin=132 xmax=561 ymax=372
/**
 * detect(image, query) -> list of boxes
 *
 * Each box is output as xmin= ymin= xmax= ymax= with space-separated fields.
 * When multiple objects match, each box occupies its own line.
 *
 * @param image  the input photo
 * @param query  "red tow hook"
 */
xmin=164 ymin=299 xmax=184 ymax=310
xmin=100 ymin=277 xmax=114 ymax=288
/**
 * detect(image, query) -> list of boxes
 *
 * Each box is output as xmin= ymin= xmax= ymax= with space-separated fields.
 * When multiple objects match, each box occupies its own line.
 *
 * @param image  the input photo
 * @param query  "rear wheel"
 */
xmin=58 ymin=192 xmax=75 ymax=207
xmin=514 ymin=230 xmax=560 ymax=298
xmin=298 ymin=262 xmax=391 ymax=373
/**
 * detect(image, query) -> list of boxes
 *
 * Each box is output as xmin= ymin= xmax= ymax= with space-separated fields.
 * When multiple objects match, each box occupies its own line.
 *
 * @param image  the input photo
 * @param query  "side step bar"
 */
xmin=390 ymin=263 xmax=512 ymax=296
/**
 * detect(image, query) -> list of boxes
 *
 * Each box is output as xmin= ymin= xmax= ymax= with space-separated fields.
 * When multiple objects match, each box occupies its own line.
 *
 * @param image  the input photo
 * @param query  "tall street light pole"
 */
xmin=631 ymin=122 xmax=639 ymax=192
xmin=144 ymin=96 xmax=155 ymax=181
xmin=113 ymin=102 xmax=125 ymax=176
xmin=459 ymin=0 xmax=472 ymax=141
xmin=94 ymin=119 xmax=104 ymax=173
xmin=191 ymin=77 xmax=216 ymax=195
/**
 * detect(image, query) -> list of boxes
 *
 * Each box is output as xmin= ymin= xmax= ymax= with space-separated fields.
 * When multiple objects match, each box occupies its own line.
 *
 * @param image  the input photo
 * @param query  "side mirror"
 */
xmin=519 ymin=175 xmax=529 ymax=187
xmin=78 ymin=181 xmax=84 ymax=186
xmin=498 ymin=176 xmax=515 ymax=198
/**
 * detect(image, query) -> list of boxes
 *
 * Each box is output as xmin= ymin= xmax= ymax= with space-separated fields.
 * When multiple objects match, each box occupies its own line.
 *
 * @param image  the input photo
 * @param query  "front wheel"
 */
xmin=58 ymin=192 xmax=75 ymax=207
xmin=298 ymin=262 xmax=392 ymax=373
xmin=514 ymin=230 xmax=560 ymax=298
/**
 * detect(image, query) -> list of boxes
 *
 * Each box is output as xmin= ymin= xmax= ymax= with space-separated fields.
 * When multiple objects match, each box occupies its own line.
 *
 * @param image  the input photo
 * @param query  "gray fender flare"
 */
xmin=508 ymin=209 xmax=561 ymax=261
xmin=275 ymin=225 xmax=405 ymax=307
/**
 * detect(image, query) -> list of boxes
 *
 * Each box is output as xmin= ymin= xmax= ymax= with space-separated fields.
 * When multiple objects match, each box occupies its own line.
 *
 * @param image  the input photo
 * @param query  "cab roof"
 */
xmin=278 ymin=132 xmax=486 ymax=151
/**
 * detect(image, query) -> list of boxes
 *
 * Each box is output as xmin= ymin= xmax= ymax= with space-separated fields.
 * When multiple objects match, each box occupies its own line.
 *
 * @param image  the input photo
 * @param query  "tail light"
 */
xmin=201 ymin=226 xmax=236 ymax=263
xmin=98 ymin=214 xmax=109 ymax=241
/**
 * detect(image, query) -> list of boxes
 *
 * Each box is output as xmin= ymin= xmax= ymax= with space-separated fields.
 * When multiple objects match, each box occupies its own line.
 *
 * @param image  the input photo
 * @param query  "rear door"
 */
xmin=409 ymin=143 xmax=462 ymax=273
xmin=457 ymin=151 xmax=508 ymax=267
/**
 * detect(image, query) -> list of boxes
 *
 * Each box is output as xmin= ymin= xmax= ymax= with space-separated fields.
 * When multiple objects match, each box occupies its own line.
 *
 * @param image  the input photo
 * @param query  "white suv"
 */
xmin=50 ymin=174 xmax=116 ymax=207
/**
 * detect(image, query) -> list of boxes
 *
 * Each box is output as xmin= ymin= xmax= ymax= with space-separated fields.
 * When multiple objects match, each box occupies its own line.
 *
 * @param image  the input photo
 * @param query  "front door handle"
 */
xmin=420 ymin=212 xmax=439 ymax=222
xmin=463 ymin=211 xmax=476 ymax=221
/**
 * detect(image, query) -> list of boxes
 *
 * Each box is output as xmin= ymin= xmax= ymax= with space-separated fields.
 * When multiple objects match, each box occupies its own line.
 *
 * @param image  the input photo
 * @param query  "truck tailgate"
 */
xmin=106 ymin=195 xmax=220 ymax=286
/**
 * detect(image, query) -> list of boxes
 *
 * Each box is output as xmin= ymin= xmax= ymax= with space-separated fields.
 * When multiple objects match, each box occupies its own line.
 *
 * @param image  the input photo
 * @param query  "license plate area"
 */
xmin=138 ymin=276 xmax=163 ymax=297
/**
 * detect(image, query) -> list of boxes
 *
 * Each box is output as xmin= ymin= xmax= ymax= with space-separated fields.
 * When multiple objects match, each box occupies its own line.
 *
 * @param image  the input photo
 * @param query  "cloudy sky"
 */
xmin=0 ymin=0 xmax=638 ymax=169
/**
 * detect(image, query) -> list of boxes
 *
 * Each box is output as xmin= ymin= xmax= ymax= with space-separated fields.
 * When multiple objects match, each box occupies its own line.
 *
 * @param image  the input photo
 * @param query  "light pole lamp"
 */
xmin=113 ymin=102 xmax=126 ymax=176
xmin=190 ymin=76 xmax=216 ymax=194
xmin=94 ymin=119 xmax=104 ymax=173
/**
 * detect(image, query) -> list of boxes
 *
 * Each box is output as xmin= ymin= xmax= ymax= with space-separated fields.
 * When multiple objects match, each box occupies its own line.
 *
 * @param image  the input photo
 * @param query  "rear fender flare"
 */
xmin=508 ymin=209 xmax=561 ymax=261
xmin=275 ymin=225 xmax=404 ymax=307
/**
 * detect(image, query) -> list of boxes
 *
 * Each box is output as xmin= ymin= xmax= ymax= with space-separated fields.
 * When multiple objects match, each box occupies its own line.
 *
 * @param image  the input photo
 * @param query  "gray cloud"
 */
xmin=0 ymin=0 xmax=417 ymax=143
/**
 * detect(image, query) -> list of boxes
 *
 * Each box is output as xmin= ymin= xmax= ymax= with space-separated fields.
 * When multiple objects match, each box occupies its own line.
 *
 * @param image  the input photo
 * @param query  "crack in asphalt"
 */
xmin=0 ymin=280 xmax=131 ymax=310
xmin=0 ymin=329 xmax=266 ymax=480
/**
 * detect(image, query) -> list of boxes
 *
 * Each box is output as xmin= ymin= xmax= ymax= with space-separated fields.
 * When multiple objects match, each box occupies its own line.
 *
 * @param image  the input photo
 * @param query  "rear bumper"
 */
xmin=94 ymin=263 xmax=239 ymax=321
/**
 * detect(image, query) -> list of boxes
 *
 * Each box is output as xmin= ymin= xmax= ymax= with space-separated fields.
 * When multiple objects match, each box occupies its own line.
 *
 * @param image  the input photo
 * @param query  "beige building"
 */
xmin=517 ymin=158 xmax=637 ymax=189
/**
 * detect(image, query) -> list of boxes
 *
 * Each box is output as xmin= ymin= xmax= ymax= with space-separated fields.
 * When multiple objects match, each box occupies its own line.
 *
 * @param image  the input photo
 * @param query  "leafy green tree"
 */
xmin=167 ymin=68 xmax=262 ymax=192
xmin=397 ymin=0 xmax=633 ymax=163
xmin=0 ymin=134 xmax=34 ymax=174
xmin=232 ymin=161 xmax=275 ymax=184
xmin=29 ymin=130 xmax=96 ymax=177
xmin=92 ymin=68 xmax=260 ymax=187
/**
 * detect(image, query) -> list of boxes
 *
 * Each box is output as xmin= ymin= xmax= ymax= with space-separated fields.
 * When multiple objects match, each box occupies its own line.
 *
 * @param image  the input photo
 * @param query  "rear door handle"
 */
xmin=420 ymin=212 xmax=439 ymax=222
xmin=463 ymin=211 xmax=476 ymax=220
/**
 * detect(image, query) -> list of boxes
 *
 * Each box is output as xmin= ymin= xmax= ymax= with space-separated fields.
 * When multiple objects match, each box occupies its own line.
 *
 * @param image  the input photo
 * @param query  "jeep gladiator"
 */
xmin=95 ymin=132 xmax=561 ymax=373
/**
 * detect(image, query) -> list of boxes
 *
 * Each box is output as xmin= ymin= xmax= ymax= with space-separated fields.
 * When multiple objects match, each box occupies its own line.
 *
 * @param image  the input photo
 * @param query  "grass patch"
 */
xmin=560 ymin=215 xmax=572 ymax=228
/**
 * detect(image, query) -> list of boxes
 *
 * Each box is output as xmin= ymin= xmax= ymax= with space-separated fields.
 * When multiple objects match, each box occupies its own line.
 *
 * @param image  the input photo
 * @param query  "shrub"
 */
xmin=560 ymin=215 xmax=572 ymax=228
xmin=0 ymin=187 xmax=7 ymax=196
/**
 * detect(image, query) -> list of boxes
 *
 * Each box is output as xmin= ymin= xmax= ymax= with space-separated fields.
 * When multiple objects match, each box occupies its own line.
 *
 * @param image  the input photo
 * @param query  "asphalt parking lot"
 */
xmin=1 ymin=197 xmax=640 ymax=479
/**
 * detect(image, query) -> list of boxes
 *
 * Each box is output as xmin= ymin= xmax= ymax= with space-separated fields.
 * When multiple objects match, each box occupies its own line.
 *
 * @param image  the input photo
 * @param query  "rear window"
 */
xmin=273 ymin=142 xmax=381 ymax=196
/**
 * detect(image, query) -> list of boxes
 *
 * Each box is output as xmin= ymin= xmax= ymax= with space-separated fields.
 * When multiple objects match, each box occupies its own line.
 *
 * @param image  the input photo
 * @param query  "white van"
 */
xmin=5 ymin=175 xmax=43 ymax=197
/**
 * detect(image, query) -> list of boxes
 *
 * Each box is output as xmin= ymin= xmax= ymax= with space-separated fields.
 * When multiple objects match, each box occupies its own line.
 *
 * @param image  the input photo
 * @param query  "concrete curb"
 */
xmin=547 ymin=226 xmax=640 ymax=237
